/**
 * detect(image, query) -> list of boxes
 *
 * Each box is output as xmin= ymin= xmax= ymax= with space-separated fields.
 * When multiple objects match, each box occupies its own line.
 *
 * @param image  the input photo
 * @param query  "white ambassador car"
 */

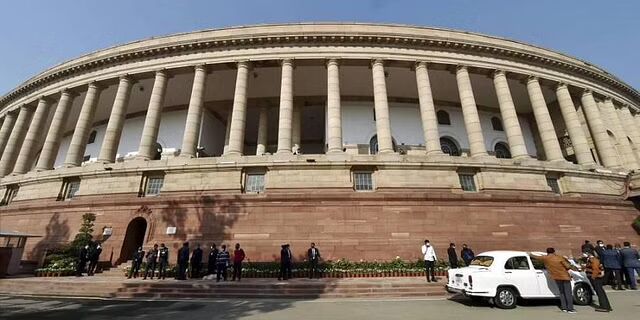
xmin=446 ymin=251 xmax=593 ymax=309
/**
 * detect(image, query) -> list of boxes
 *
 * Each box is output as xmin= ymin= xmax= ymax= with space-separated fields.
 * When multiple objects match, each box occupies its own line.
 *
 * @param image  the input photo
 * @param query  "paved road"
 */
xmin=0 ymin=291 xmax=638 ymax=320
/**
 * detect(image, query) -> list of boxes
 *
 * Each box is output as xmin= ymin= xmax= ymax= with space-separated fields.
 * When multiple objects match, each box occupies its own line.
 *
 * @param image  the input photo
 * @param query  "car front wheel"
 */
xmin=573 ymin=283 xmax=592 ymax=305
xmin=494 ymin=287 xmax=517 ymax=309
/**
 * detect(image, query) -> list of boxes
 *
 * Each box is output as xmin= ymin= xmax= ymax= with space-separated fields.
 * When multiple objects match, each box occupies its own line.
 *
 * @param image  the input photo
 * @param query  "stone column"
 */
xmin=525 ymin=77 xmax=564 ymax=161
xmin=580 ymin=90 xmax=619 ymax=168
xmin=276 ymin=59 xmax=294 ymax=154
xmin=492 ymin=70 xmax=528 ymax=159
xmin=326 ymin=59 xmax=343 ymax=153
xmin=555 ymin=83 xmax=595 ymax=165
xmin=225 ymin=61 xmax=250 ymax=156
xmin=13 ymin=98 xmax=53 ymax=174
xmin=223 ymin=110 xmax=232 ymax=154
xmin=371 ymin=59 xmax=394 ymax=154
xmin=35 ymin=90 xmax=75 ymax=170
xmin=97 ymin=76 xmax=133 ymax=163
xmin=0 ymin=105 xmax=34 ymax=176
xmin=618 ymin=107 xmax=640 ymax=159
xmin=137 ymin=70 xmax=169 ymax=160
xmin=292 ymin=104 xmax=301 ymax=148
xmin=415 ymin=62 xmax=442 ymax=155
xmin=0 ymin=112 xmax=17 ymax=158
xmin=602 ymin=99 xmax=637 ymax=169
xmin=63 ymin=83 xmax=102 ymax=167
xmin=256 ymin=106 xmax=268 ymax=155
xmin=455 ymin=66 xmax=487 ymax=157
xmin=180 ymin=65 xmax=208 ymax=158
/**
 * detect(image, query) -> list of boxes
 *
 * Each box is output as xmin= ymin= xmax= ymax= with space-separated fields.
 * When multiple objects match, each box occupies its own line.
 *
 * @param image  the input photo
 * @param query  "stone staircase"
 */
xmin=0 ymin=275 xmax=449 ymax=300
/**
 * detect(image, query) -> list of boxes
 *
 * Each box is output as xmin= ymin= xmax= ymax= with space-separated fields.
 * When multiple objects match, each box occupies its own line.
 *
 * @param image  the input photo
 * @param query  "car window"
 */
xmin=504 ymin=256 xmax=531 ymax=270
xmin=532 ymin=259 xmax=545 ymax=270
xmin=469 ymin=256 xmax=493 ymax=267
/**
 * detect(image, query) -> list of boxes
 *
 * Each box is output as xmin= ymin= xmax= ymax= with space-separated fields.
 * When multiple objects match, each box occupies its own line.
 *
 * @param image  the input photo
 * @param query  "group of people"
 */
xmin=75 ymin=241 xmax=102 ymax=277
xmin=581 ymin=240 xmax=640 ymax=291
xmin=421 ymin=240 xmax=475 ymax=282
xmin=126 ymin=242 xmax=322 ymax=281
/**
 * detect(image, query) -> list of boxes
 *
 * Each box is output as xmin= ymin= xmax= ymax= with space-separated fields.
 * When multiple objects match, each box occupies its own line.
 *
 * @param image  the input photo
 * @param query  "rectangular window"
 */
xmin=353 ymin=172 xmax=374 ymax=191
xmin=58 ymin=178 xmax=81 ymax=200
xmin=0 ymin=185 xmax=19 ymax=206
xmin=146 ymin=177 xmax=164 ymax=196
xmin=459 ymin=174 xmax=477 ymax=192
xmin=547 ymin=177 xmax=561 ymax=194
xmin=245 ymin=173 xmax=265 ymax=193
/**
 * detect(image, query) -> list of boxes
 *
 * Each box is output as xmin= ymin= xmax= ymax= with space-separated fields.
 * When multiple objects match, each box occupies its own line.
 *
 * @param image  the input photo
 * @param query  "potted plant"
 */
xmin=633 ymin=215 xmax=640 ymax=234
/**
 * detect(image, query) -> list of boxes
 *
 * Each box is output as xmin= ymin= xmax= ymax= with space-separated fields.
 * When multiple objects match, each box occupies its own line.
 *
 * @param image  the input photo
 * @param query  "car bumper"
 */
xmin=445 ymin=285 xmax=491 ymax=297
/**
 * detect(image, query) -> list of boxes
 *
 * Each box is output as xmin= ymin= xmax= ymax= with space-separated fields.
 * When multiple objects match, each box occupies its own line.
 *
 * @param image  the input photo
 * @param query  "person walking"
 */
xmin=307 ymin=243 xmax=321 ymax=279
xmin=231 ymin=243 xmax=246 ymax=281
xmin=460 ymin=244 xmax=475 ymax=266
xmin=143 ymin=244 xmax=158 ymax=280
xmin=87 ymin=242 xmax=102 ymax=276
xmin=207 ymin=243 xmax=219 ymax=276
xmin=176 ymin=242 xmax=189 ymax=280
xmin=530 ymin=248 xmax=578 ymax=313
xmin=615 ymin=243 xmax=630 ymax=289
xmin=447 ymin=243 xmax=459 ymax=268
xmin=421 ymin=240 xmax=437 ymax=282
xmin=584 ymin=252 xmax=612 ymax=312
xmin=595 ymin=240 xmax=606 ymax=258
xmin=128 ymin=247 xmax=145 ymax=279
xmin=157 ymin=243 xmax=169 ymax=280
xmin=190 ymin=243 xmax=203 ymax=279
xmin=620 ymin=242 xmax=640 ymax=290
xmin=216 ymin=244 xmax=231 ymax=282
xmin=601 ymin=244 xmax=623 ymax=290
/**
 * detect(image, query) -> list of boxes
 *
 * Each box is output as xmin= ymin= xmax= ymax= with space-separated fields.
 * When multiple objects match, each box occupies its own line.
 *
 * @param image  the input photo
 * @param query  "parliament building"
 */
xmin=1 ymin=24 xmax=639 ymax=265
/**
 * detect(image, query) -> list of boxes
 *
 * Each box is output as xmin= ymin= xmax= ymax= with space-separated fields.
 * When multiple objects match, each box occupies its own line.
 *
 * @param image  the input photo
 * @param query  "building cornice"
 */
xmin=1 ymin=23 xmax=638 ymax=109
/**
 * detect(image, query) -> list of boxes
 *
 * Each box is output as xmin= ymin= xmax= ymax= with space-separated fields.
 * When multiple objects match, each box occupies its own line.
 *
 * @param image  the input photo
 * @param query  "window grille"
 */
xmin=146 ymin=177 xmax=164 ymax=196
xmin=459 ymin=174 xmax=477 ymax=192
xmin=547 ymin=177 xmax=561 ymax=194
xmin=354 ymin=172 xmax=374 ymax=191
xmin=0 ymin=185 xmax=19 ymax=206
xmin=245 ymin=173 xmax=265 ymax=193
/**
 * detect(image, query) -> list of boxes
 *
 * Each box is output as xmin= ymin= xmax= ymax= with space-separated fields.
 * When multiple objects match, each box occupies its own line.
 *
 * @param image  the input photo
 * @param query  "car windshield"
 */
xmin=469 ymin=255 xmax=494 ymax=267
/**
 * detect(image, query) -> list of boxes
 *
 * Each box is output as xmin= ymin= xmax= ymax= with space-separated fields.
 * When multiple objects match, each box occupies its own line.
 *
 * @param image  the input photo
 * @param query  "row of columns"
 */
xmin=0 ymin=59 xmax=639 ymax=178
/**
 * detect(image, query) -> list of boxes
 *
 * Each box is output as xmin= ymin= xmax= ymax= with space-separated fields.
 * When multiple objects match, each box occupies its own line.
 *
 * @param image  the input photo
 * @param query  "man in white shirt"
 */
xmin=421 ymin=239 xmax=437 ymax=282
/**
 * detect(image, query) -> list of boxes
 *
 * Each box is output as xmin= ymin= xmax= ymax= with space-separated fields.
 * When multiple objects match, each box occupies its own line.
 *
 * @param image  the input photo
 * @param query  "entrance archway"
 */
xmin=118 ymin=217 xmax=147 ymax=264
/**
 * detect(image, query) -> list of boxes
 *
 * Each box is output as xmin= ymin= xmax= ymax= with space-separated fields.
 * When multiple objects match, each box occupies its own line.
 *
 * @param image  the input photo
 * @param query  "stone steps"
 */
xmin=0 ymin=276 xmax=449 ymax=300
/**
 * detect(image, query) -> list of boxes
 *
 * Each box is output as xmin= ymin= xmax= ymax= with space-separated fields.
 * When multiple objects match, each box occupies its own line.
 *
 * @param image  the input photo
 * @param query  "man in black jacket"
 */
xmin=279 ymin=244 xmax=293 ymax=280
xmin=190 ymin=243 xmax=203 ymax=279
xmin=157 ymin=243 xmax=169 ymax=280
xmin=460 ymin=244 xmax=475 ymax=266
xmin=307 ymin=243 xmax=321 ymax=279
xmin=87 ymin=242 xmax=102 ymax=276
xmin=176 ymin=242 xmax=189 ymax=280
xmin=128 ymin=247 xmax=144 ymax=279
xmin=143 ymin=244 xmax=158 ymax=280
xmin=76 ymin=244 xmax=89 ymax=277
xmin=447 ymin=243 xmax=459 ymax=268
xmin=208 ymin=243 xmax=219 ymax=276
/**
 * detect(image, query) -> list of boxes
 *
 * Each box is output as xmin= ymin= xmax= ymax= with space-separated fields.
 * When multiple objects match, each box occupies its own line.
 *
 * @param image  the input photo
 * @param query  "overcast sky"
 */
xmin=1 ymin=0 xmax=638 ymax=95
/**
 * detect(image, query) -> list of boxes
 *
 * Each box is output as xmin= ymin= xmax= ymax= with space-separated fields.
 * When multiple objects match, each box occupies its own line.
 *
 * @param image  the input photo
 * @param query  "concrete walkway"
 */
xmin=0 ymin=290 xmax=638 ymax=320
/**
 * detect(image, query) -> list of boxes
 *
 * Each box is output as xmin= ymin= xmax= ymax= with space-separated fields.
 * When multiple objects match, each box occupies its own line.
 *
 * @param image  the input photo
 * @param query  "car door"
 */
xmin=503 ymin=256 xmax=539 ymax=297
xmin=532 ymin=257 xmax=558 ymax=297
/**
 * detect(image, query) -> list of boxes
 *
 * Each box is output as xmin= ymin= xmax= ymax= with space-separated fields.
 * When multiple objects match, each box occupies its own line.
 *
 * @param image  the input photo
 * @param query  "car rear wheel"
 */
xmin=573 ymin=282 xmax=592 ymax=305
xmin=494 ymin=287 xmax=517 ymax=309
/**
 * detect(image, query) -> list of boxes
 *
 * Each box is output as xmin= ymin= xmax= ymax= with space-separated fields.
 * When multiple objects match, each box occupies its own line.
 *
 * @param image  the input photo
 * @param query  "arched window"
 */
xmin=491 ymin=117 xmax=504 ymax=131
xmin=437 ymin=110 xmax=451 ymax=125
xmin=87 ymin=130 xmax=97 ymax=144
xmin=369 ymin=135 xmax=397 ymax=155
xmin=440 ymin=137 xmax=460 ymax=156
xmin=494 ymin=142 xmax=511 ymax=159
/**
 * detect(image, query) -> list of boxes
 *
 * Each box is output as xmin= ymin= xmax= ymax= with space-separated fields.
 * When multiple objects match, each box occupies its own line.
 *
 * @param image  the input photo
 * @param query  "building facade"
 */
xmin=0 ymin=24 xmax=639 ymax=264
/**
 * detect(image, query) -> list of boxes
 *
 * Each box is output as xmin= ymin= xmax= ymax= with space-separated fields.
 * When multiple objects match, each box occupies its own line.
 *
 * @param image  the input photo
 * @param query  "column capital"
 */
xmin=87 ymin=81 xmax=104 ymax=90
xmin=36 ymin=95 xmax=54 ymax=104
xmin=414 ymin=61 xmax=429 ymax=70
xmin=371 ymin=59 xmax=385 ymax=68
xmin=280 ymin=58 xmax=294 ymax=67
xmin=526 ymin=75 xmax=539 ymax=83
xmin=117 ymin=74 xmax=137 ymax=85
xmin=60 ymin=88 xmax=80 ymax=98
xmin=555 ymin=82 xmax=568 ymax=90
xmin=581 ymin=88 xmax=593 ymax=96
xmin=455 ymin=65 xmax=468 ymax=72
xmin=236 ymin=60 xmax=251 ymax=69
xmin=154 ymin=68 xmax=170 ymax=77
xmin=326 ymin=58 xmax=340 ymax=67
xmin=492 ymin=69 xmax=507 ymax=77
